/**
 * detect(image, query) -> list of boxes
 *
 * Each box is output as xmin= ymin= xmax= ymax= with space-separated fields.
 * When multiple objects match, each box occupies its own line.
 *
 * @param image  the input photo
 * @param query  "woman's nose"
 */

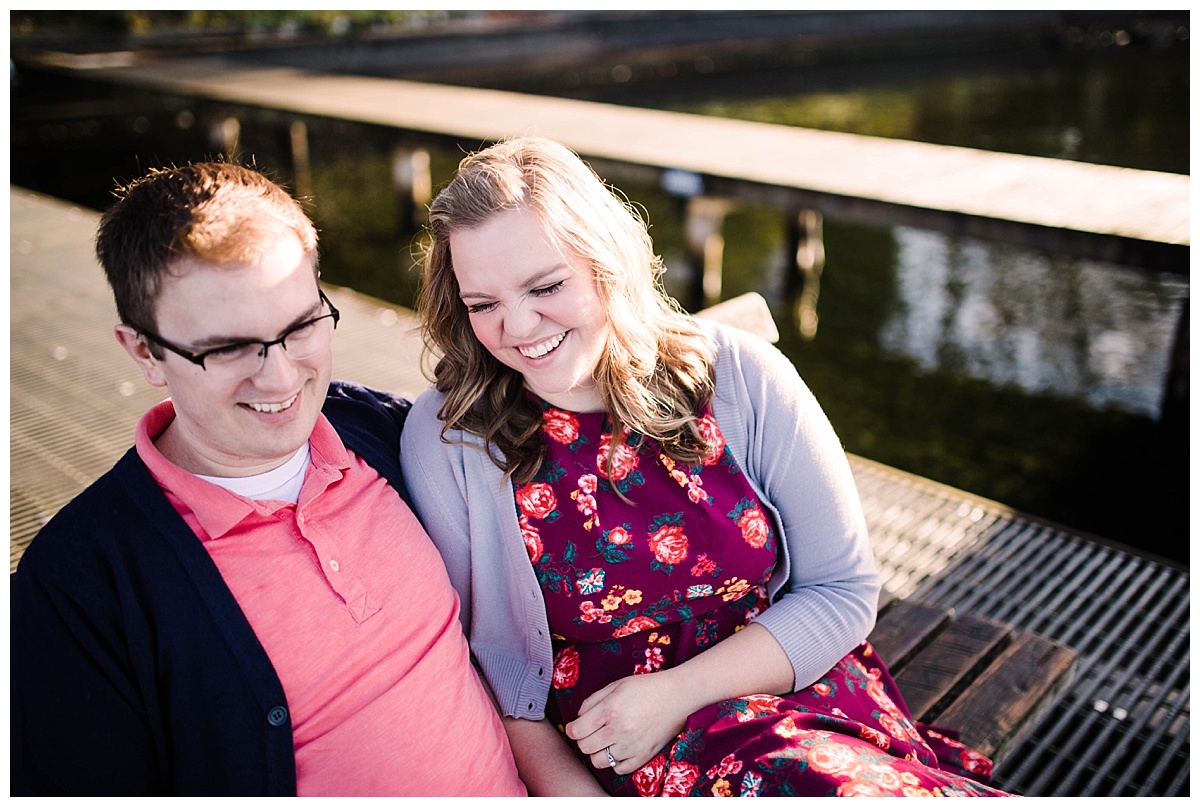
xmin=503 ymin=298 xmax=541 ymax=338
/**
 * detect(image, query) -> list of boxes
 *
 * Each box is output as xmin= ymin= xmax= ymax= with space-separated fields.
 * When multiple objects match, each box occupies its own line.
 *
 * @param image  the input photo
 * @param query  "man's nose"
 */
xmin=253 ymin=340 xmax=304 ymax=384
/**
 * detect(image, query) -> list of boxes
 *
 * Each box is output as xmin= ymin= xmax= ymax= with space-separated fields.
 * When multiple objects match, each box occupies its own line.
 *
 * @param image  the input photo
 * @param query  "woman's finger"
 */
xmin=591 ymin=744 xmax=620 ymax=771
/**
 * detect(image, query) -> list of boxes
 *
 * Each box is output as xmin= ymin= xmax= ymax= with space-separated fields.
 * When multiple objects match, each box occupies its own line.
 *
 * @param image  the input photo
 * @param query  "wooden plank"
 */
xmin=892 ymin=615 xmax=1011 ymax=721
xmin=868 ymin=599 xmax=954 ymax=671
xmin=694 ymin=291 xmax=779 ymax=343
xmin=80 ymin=58 xmax=1189 ymax=247
xmin=934 ymin=632 xmax=1078 ymax=763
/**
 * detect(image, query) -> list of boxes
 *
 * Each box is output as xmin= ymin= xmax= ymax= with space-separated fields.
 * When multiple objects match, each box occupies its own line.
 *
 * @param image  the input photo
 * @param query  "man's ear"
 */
xmin=114 ymin=324 xmax=169 ymax=388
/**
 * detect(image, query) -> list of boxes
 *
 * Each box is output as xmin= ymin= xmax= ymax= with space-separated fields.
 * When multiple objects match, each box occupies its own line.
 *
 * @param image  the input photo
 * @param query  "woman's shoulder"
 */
xmin=408 ymin=385 xmax=446 ymax=418
xmin=401 ymin=386 xmax=452 ymax=452
xmin=696 ymin=317 xmax=796 ymax=378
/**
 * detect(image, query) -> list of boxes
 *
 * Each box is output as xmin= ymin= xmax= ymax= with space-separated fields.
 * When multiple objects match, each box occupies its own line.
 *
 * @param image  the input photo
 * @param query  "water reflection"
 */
xmin=880 ymin=227 xmax=1187 ymax=418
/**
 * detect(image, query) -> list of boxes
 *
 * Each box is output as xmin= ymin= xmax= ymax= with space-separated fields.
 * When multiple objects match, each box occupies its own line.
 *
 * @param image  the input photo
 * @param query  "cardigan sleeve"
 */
xmin=399 ymin=388 xmax=556 ymax=720
xmin=710 ymin=323 xmax=881 ymax=691
xmin=11 ymin=504 xmax=163 ymax=795
xmin=399 ymin=390 xmax=478 ymax=633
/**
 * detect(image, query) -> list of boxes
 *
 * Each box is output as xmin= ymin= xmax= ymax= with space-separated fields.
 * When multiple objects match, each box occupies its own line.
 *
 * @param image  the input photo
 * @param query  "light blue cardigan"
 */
xmin=400 ymin=321 xmax=880 ymax=721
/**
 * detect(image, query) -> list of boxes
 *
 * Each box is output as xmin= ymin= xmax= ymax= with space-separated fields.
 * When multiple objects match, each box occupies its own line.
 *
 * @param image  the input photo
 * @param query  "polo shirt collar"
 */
xmin=134 ymin=399 xmax=350 ymax=540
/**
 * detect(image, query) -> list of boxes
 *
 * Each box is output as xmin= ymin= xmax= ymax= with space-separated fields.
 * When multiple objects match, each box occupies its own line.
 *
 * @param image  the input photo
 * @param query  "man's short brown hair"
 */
xmin=95 ymin=162 xmax=319 ymax=333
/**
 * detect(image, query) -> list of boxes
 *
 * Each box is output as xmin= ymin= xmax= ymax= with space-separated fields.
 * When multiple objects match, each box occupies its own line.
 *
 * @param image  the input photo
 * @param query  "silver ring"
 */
xmin=604 ymin=745 xmax=617 ymax=768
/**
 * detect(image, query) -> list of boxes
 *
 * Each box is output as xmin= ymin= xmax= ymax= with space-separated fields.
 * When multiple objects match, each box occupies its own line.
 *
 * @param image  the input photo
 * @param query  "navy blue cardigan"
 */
xmin=11 ymin=381 xmax=412 ymax=795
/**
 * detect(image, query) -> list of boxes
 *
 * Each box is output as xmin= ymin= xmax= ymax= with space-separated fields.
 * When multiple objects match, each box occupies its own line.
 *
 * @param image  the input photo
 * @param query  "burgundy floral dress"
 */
xmin=515 ymin=397 xmax=1011 ymax=797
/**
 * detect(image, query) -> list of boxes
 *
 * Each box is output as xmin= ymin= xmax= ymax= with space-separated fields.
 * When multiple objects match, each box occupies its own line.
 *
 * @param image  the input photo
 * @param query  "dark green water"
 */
xmin=10 ymin=40 xmax=1189 ymax=563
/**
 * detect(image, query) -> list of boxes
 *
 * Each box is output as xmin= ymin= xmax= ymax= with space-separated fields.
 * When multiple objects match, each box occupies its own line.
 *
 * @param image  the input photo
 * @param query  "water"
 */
xmin=9 ymin=39 xmax=1189 ymax=563
xmin=481 ymin=40 xmax=1192 ymax=562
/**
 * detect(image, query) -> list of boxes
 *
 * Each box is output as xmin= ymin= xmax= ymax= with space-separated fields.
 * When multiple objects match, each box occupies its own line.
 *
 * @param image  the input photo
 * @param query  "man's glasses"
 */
xmin=139 ymin=289 xmax=340 ymax=380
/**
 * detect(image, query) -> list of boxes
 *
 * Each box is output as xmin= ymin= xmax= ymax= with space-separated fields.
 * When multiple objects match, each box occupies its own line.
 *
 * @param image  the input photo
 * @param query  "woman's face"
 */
xmin=450 ymin=206 xmax=610 ymax=412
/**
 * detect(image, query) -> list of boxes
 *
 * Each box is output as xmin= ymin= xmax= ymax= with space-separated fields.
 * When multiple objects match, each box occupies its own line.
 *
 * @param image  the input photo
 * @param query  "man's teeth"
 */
xmin=519 ymin=332 xmax=566 ymax=359
xmin=247 ymin=395 xmax=297 ymax=413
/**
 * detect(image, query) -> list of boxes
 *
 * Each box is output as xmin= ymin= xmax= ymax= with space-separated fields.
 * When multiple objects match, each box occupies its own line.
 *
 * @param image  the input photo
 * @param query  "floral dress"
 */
xmin=517 ymin=397 xmax=1011 ymax=797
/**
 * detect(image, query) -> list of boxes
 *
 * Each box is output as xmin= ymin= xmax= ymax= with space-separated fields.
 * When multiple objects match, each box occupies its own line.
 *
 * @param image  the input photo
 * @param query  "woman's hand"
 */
xmin=566 ymin=624 xmax=796 ymax=775
xmin=565 ymin=668 xmax=695 ymax=774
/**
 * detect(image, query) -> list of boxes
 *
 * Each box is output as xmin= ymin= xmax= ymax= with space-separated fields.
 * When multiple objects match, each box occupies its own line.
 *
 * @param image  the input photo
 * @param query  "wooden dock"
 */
xmin=49 ymin=54 xmax=1190 ymax=265
xmin=8 ymin=186 xmax=1188 ymax=797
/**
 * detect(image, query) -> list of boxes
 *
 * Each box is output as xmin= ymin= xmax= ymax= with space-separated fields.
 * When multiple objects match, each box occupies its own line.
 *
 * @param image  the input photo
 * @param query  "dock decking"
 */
xmin=9 ymin=186 xmax=1189 ymax=796
xmin=56 ymin=54 xmax=1190 ymax=261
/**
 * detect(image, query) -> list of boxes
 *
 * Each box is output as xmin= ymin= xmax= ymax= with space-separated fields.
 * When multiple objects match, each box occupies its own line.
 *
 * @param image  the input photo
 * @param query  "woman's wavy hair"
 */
xmin=418 ymin=136 xmax=716 ymax=484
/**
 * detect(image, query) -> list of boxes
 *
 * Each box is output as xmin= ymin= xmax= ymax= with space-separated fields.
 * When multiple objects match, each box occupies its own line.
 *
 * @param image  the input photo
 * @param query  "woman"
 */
xmin=400 ymin=136 xmax=1008 ymax=796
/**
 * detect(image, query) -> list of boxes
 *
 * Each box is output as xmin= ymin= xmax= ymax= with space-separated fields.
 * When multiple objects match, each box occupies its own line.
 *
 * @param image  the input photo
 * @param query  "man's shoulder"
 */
xmin=323 ymin=380 xmax=414 ymax=437
xmin=324 ymin=380 xmax=413 ymax=417
xmin=16 ymin=449 xmax=160 ymax=585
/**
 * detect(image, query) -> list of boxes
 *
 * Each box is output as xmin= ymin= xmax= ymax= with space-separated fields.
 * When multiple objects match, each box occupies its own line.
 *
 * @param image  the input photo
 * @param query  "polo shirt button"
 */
xmin=329 ymin=559 xmax=340 ymax=572
xmin=267 ymin=706 xmax=289 ymax=726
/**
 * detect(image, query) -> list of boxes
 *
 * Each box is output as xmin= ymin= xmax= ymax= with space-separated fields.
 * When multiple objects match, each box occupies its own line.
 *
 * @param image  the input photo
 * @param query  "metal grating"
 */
xmin=851 ymin=455 xmax=1190 ymax=798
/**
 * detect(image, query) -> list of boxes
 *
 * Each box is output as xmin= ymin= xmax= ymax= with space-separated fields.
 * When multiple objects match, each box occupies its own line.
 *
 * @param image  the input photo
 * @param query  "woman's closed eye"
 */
xmin=530 ymin=280 xmax=564 ymax=298
xmin=464 ymin=282 xmax=563 ymax=314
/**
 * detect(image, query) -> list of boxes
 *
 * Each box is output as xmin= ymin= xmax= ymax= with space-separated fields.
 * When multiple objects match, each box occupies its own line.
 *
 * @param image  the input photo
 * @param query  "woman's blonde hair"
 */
xmin=418 ymin=136 xmax=715 ymax=483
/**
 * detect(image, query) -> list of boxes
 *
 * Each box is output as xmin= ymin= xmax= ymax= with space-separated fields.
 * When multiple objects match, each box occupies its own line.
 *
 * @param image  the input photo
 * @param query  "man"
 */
xmin=10 ymin=163 xmax=526 ymax=796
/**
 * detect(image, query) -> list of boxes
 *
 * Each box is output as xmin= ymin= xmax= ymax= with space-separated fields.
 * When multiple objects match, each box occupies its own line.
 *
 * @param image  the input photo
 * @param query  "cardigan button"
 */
xmin=267 ymin=706 xmax=289 ymax=726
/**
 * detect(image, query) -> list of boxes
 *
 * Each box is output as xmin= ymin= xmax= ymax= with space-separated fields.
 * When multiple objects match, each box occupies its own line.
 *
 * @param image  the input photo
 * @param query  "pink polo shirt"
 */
xmin=135 ymin=400 xmax=525 ymax=796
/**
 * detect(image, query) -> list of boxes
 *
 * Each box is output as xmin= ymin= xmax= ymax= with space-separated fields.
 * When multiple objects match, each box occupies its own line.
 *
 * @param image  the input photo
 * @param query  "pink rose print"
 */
xmin=578 ymin=473 xmax=597 ymax=494
xmin=737 ymin=507 xmax=771 ymax=548
xmin=865 ymin=666 xmax=888 ymax=705
xmin=515 ymin=482 xmax=557 ymax=520
xmin=860 ymin=724 xmax=891 ymax=751
xmin=579 ymin=601 xmax=613 ymax=624
xmin=870 ymin=763 xmax=919 ymax=792
xmin=633 ymin=754 xmax=667 ymax=796
xmin=597 ymin=429 xmax=640 ymax=481
xmin=634 ymin=646 xmax=665 ymax=675
xmin=695 ymin=414 xmax=726 ymax=465
xmin=807 ymin=740 xmax=863 ymax=777
xmin=613 ymin=615 xmax=660 ymax=638
xmin=542 ymin=407 xmax=581 ymax=444
xmin=878 ymin=711 xmax=906 ymax=742
xmin=707 ymin=753 xmax=744 ymax=780
xmin=661 ymin=761 xmax=700 ymax=797
xmin=606 ymin=525 xmax=632 ymax=545
xmin=691 ymin=554 xmax=717 ymax=576
xmin=838 ymin=780 xmax=886 ymax=797
xmin=519 ymin=515 xmax=543 ymax=562
xmin=573 ymin=491 xmax=598 ymax=525
xmin=648 ymin=524 xmax=689 ymax=565
xmin=960 ymin=748 xmax=994 ymax=778
xmin=737 ymin=694 xmax=783 ymax=722
xmin=552 ymin=645 xmax=579 ymax=690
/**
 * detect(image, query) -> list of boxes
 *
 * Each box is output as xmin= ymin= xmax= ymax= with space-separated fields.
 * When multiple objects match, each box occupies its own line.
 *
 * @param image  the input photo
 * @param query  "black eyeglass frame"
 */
xmin=137 ymin=289 xmax=340 ymax=371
